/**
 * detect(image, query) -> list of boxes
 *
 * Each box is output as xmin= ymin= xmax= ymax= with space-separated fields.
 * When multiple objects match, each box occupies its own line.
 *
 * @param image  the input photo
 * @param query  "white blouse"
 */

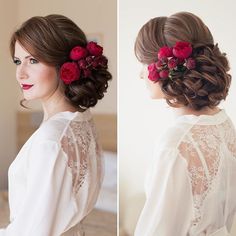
xmin=0 ymin=110 xmax=103 ymax=236
xmin=135 ymin=109 xmax=236 ymax=236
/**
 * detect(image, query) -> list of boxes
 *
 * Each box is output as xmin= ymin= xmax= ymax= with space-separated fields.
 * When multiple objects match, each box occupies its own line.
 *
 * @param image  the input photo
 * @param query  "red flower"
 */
xmin=83 ymin=69 xmax=92 ymax=78
xmin=148 ymin=70 xmax=160 ymax=82
xmin=155 ymin=60 xmax=163 ymax=69
xmin=173 ymin=42 xmax=192 ymax=59
xmin=70 ymin=46 xmax=88 ymax=60
xmin=148 ymin=63 xmax=160 ymax=81
xmin=186 ymin=57 xmax=196 ymax=69
xmin=168 ymin=58 xmax=178 ymax=69
xmin=60 ymin=62 xmax=80 ymax=84
xmin=159 ymin=69 xmax=169 ymax=79
xmin=158 ymin=46 xmax=173 ymax=60
xmin=87 ymin=41 xmax=103 ymax=56
xmin=78 ymin=59 xmax=87 ymax=69
xmin=86 ymin=55 xmax=94 ymax=64
xmin=177 ymin=58 xmax=185 ymax=65
xmin=148 ymin=63 xmax=156 ymax=72
xmin=95 ymin=56 xmax=108 ymax=68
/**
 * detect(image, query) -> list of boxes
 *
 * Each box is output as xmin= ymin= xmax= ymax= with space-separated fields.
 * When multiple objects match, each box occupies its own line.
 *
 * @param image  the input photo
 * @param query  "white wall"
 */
xmin=0 ymin=0 xmax=18 ymax=190
xmin=119 ymin=0 xmax=236 ymax=234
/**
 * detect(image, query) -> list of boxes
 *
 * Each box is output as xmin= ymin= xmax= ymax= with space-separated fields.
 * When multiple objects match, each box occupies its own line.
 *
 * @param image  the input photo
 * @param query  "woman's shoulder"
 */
xmin=34 ymin=109 xmax=93 ymax=143
xmin=31 ymin=120 xmax=68 ymax=144
xmin=156 ymin=122 xmax=191 ymax=151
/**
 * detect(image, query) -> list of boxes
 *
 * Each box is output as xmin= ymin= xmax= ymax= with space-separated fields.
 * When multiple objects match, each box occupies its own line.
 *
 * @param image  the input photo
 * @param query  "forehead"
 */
xmin=14 ymin=41 xmax=31 ymax=57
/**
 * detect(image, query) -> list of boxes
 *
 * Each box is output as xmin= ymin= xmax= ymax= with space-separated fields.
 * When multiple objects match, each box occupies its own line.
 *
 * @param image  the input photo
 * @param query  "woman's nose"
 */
xmin=16 ymin=64 xmax=28 ymax=80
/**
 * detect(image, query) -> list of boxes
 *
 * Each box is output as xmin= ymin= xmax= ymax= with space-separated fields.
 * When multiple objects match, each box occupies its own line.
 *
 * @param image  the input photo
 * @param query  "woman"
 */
xmin=134 ymin=12 xmax=236 ymax=236
xmin=0 ymin=14 xmax=111 ymax=235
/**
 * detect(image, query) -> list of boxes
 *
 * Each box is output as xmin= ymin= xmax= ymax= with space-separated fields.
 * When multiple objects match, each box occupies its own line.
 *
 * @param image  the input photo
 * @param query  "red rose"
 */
xmin=83 ymin=69 xmax=92 ymax=78
xmin=60 ymin=62 xmax=80 ymax=84
xmin=148 ymin=64 xmax=160 ymax=81
xmin=159 ymin=69 xmax=169 ymax=79
xmin=186 ymin=57 xmax=196 ymax=69
xmin=70 ymin=46 xmax=88 ymax=60
xmin=168 ymin=58 xmax=178 ymax=69
xmin=148 ymin=70 xmax=160 ymax=82
xmin=173 ymin=42 xmax=192 ymax=59
xmin=148 ymin=63 xmax=156 ymax=72
xmin=155 ymin=60 xmax=163 ymax=69
xmin=177 ymin=58 xmax=185 ymax=65
xmin=87 ymin=41 xmax=103 ymax=56
xmin=158 ymin=46 xmax=173 ymax=60
xmin=78 ymin=59 xmax=87 ymax=69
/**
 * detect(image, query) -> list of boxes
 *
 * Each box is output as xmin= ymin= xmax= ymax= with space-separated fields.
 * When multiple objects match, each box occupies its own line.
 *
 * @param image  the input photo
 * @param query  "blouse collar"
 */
xmin=45 ymin=109 xmax=92 ymax=123
xmin=175 ymin=109 xmax=228 ymax=125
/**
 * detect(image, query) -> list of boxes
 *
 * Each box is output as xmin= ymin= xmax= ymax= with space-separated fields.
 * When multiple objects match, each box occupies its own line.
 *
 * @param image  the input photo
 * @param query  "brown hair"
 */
xmin=135 ymin=12 xmax=231 ymax=110
xmin=10 ymin=14 xmax=112 ymax=111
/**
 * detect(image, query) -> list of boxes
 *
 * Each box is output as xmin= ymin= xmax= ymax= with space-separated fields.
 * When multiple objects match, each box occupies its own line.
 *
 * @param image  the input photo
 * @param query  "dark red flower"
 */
xmin=83 ymin=69 xmax=92 ymax=78
xmin=186 ymin=57 xmax=196 ymax=69
xmin=70 ymin=46 xmax=88 ymax=60
xmin=155 ymin=60 xmax=163 ymax=69
xmin=95 ymin=56 xmax=108 ymax=68
xmin=159 ymin=69 xmax=169 ymax=79
xmin=168 ymin=58 xmax=178 ymax=69
xmin=173 ymin=42 xmax=192 ymax=59
xmin=78 ymin=59 xmax=87 ymax=69
xmin=177 ymin=58 xmax=185 ymax=65
xmin=87 ymin=41 xmax=103 ymax=56
xmin=86 ymin=55 xmax=94 ymax=64
xmin=92 ymin=60 xmax=99 ymax=68
xmin=60 ymin=62 xmax=80 ymax=84
xmin=158 ymin=46 xmax=173 ymax=60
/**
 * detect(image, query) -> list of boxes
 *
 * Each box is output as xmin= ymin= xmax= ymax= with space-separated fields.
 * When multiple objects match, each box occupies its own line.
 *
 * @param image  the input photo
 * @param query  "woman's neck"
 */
xmin=41 ymin=89 xmax=77 ymax=122
xmin=173 ymin=106 xmax=221 ymax=117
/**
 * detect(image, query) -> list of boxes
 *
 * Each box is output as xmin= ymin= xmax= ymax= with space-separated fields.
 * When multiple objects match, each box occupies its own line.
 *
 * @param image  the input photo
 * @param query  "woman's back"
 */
xmin=177 ymin=110 xmax=236 ymax=235
xmin=135 ymin=110 xmax=236 ymax=236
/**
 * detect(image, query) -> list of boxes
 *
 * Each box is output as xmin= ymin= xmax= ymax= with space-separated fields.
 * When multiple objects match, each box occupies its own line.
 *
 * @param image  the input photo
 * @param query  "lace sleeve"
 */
xmin=60 ymin=118 xmax=103 ymax=214
xmin=178 ymin=125 xmax=222 ymax=227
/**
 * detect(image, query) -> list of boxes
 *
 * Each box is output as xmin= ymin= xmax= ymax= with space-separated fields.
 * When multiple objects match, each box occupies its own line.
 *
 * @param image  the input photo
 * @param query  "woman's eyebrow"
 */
xmin=13 ymin=55 xmax=31 ymax=59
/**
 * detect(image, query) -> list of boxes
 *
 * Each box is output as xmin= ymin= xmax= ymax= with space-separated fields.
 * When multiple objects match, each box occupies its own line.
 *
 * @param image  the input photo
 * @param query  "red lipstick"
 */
xmin=22 ymin=84 xmax=33 ymax=90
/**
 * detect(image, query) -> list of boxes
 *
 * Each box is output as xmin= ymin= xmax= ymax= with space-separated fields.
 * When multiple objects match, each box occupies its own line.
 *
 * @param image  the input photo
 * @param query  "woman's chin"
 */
xmin=22 ymin=95 xmax=36 ymax=101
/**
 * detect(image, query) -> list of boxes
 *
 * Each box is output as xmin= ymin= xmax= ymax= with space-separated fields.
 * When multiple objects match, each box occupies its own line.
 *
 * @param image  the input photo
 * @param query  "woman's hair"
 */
xmin=135 ymin=12 xmax=231 ymax=110
xmin=10 ymin=14 xmax=112 ymax=111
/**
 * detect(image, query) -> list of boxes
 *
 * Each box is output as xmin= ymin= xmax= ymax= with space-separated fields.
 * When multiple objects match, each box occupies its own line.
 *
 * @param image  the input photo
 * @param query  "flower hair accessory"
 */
xmin=60 ymin=41 xmax=108 ymax=85
xmin=148 ymin=41 xmax=196 ymax=82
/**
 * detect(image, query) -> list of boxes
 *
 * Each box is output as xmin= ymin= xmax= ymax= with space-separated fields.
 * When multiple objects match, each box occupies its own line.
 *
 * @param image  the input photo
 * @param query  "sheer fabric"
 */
xmin=0 ymin=110 xmax=103 ymax=236
xmin=135 ymin=110 xmax=236 ymax=236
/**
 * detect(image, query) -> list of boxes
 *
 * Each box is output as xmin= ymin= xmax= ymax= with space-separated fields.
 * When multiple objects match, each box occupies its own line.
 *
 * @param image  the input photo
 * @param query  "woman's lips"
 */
xmin=21 ymin=84 xmax=33 ymax=90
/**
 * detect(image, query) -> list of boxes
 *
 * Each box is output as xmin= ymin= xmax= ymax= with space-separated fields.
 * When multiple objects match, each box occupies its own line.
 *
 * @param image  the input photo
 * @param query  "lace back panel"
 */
xmin=178 ymin=119 xmax=236 ymax=227
xmin=61 ymin=117 xmax=103 ymax=198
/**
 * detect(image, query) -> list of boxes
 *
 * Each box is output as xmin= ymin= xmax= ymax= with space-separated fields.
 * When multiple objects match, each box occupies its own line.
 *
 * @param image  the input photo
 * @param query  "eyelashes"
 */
xmin=13 ymin=58 xmax=21 ymax=65
xmin=13 ymin=57 xmax=39 ymax=65
xmin=29 ymin=58 xmax=38 ymax=64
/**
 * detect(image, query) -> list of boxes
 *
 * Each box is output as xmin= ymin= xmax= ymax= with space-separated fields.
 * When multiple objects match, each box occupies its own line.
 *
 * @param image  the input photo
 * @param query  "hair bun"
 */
xmin=163 ymin=43 xmax=231 ymax=110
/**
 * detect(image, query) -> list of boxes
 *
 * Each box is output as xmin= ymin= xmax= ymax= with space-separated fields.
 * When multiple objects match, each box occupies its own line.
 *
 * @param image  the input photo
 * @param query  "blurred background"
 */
xmin=0 ymin=0 xmax=117 ymax=235
xmin=119 ymin=0 xmax=236 ymax=235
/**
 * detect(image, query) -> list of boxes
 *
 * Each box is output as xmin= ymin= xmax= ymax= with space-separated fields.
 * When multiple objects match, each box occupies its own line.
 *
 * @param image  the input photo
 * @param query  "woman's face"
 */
xmin=14 ymin=41 xmax=59 ymax=101
xmin=140 ymin=65 xmax=165 ymax=99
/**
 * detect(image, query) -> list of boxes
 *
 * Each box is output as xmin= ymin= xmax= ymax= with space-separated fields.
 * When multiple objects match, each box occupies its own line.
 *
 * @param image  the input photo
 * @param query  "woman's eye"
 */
xmin=13 ymin=59 xmax=21 ymax=65
xmin=30 ymin=58 xmax=38 ymax=64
